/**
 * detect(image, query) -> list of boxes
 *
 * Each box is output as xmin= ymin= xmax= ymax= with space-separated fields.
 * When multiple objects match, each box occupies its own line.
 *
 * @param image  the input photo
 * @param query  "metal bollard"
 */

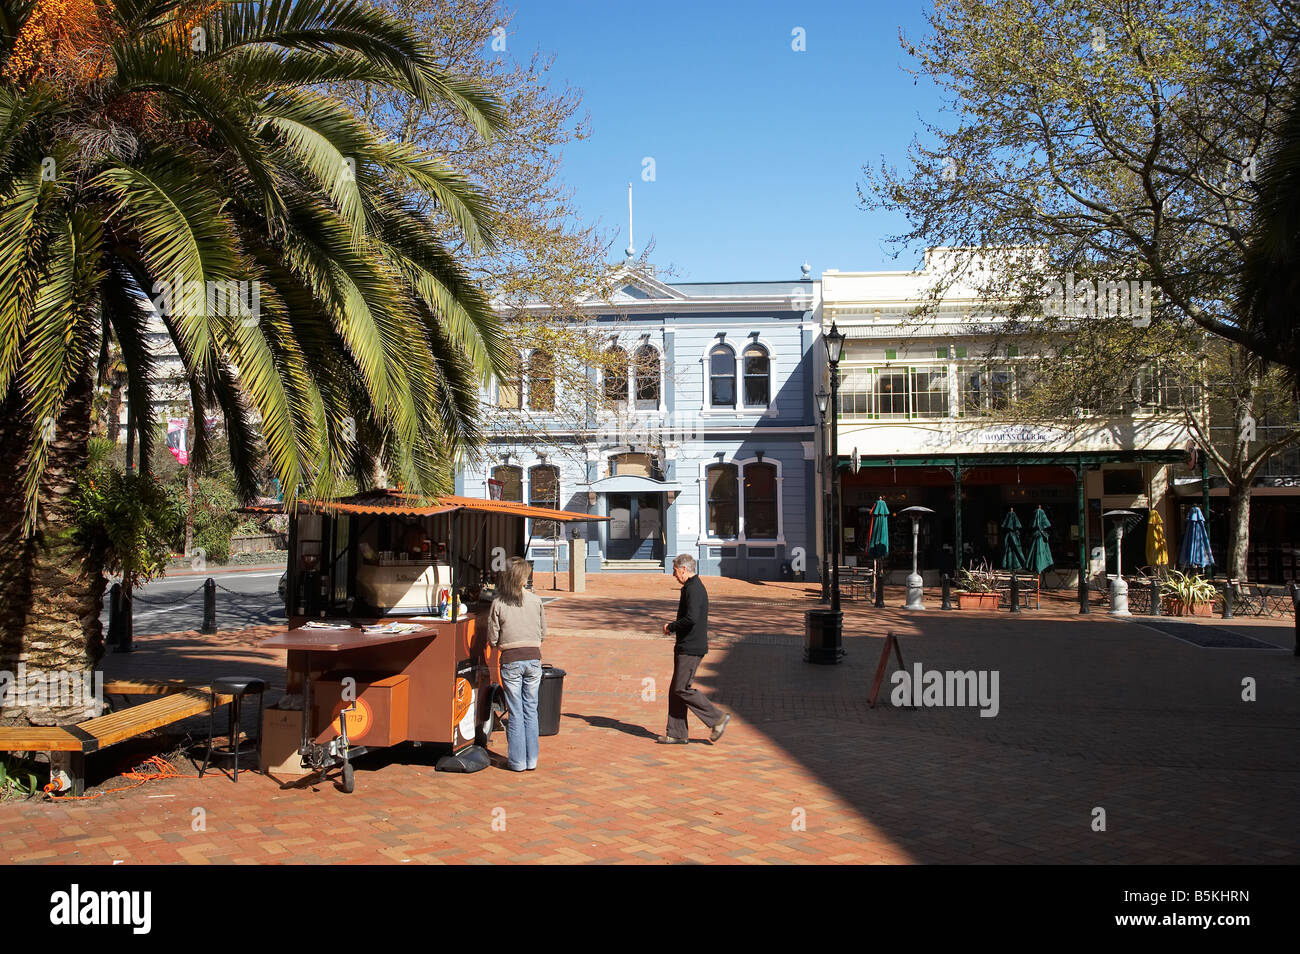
xmin=1009 ymin=573 xmax=1020 ymax=613
xmin=941 ymin=573 xmax=953 ymax=610
xmin=874 ymin=571 xmax=885 ymax=608
xmin=1221 ymin=581 xmax=1234 ymax=619
xmin=115 ymin=582 xmax=134 ymax=653
xmin=1150 ymin=577 xmax=1161 ymax=615
xmin=107 ymin=582 xmax=122 ymax=646
xmin=201 ymin=577 xmax=217 ymax=634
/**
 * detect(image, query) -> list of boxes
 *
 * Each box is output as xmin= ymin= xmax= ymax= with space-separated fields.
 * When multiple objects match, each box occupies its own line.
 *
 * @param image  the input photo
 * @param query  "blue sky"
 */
xmin=506 ymin=0 xmax=942 ymax=282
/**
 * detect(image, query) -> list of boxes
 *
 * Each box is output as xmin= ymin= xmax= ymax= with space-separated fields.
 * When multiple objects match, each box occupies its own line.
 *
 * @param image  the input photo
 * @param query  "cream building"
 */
xmin=816 ymin=250 xmax=1195 ymax=597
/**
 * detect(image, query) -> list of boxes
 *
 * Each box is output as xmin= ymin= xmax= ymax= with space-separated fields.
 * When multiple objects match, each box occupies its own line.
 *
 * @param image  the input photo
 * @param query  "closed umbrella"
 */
xmin=866 ymin=497 xmax=891 ymax=606
xmin=1000 ymin=508 xmax=1026 ymax=571
xmin=1145 ymin=509 xmax=1169 ymax=569
xmin=1178 ymin=505 xmax=1214 ymax=570
xmin=1027 ymin=506 xmax=1054 ymax=574
xmin=867 ymin=497 xmax=890 ymax=557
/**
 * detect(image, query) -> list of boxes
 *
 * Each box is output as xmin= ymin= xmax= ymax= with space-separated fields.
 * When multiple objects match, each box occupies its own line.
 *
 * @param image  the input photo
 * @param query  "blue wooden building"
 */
xmin=454 ymin=266 xmax=823 ymax=581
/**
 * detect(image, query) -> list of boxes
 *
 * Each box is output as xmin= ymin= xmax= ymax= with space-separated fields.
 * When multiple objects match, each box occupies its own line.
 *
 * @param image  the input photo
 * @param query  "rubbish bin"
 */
xmin=804 ymin=609 xmax=844 ymax=664
xmin=538 ymin=664 xmax=566 ymax=736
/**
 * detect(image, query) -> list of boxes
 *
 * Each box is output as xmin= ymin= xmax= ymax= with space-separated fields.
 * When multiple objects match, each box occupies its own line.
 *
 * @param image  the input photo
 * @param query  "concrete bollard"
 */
xmin=1221 ymin=582 xmax=1234 ymax=619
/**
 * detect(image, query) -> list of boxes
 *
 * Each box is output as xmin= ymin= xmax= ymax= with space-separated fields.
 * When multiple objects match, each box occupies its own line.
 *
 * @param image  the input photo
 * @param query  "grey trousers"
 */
xmin=666 ymin=653 xmax=723 ymax=739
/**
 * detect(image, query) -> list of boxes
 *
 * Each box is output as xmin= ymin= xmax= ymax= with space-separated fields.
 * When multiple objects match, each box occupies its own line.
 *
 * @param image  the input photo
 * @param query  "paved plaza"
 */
xmin=2 ymin=576 xmax=1297 ymax=864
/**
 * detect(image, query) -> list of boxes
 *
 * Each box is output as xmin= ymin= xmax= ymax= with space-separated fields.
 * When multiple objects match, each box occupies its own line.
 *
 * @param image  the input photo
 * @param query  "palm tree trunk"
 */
xmin=0 ymin=371 xmax=106 ymax=727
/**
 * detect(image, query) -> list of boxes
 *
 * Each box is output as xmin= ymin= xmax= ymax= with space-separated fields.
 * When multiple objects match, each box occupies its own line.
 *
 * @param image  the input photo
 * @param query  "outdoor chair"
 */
xmin=201 ymin=676 xmax=267 ymax=783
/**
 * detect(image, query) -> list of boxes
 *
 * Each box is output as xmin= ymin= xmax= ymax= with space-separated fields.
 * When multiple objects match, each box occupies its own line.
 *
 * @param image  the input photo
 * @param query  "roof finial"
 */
xmin=800 ymin=261 xmax=811 ymax=281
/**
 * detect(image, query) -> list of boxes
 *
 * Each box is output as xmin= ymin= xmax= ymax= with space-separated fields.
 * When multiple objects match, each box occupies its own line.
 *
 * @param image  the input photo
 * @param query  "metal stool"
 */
xmin=201 ymin=676 xmax=267 ymax=782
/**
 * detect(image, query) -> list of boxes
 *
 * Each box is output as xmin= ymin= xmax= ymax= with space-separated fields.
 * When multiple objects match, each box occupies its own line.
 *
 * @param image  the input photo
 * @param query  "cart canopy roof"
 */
xmin=242 ymin=489 xmax=606 ymax=522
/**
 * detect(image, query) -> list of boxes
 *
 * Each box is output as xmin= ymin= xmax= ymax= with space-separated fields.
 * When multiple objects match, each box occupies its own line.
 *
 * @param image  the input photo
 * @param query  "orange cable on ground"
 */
xmin=43 ymin=755 xmax=208 ymax=801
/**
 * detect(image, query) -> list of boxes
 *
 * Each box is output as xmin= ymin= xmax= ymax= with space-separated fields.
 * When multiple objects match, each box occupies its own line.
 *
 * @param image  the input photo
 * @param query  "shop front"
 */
xmin=835 ymin=451 xmax=1186 ymax=592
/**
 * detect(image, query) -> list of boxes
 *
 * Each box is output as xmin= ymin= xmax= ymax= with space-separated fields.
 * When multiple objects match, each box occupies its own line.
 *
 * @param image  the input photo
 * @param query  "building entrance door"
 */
xmin=607 ymin=493 xmax=663 ymax=562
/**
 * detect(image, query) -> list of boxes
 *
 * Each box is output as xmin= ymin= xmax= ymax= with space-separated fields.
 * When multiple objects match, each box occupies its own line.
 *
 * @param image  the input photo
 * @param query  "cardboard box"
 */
xmin=261 ymin=706 xmax=311 ymax=776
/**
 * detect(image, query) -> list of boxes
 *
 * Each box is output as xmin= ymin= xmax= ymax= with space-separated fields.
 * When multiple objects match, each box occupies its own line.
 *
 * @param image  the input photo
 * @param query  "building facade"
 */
xmin=456 ymin=267 xmax=823 ymax=580
xmin=817 ymin=253 xmax=1195 ymax=588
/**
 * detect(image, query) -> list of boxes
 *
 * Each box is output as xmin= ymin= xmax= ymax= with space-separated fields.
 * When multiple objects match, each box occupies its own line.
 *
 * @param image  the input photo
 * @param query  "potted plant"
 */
xmin=1159 ymin=570 xmax=1218 ymax=617
xmin=956 ymin=560 xmax=1000 ymax=610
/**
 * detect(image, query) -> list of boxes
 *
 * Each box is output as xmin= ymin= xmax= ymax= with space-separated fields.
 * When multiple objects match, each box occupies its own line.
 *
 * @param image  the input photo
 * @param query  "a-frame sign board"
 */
xmin=868 ymin=631 xmax=913 ymax=709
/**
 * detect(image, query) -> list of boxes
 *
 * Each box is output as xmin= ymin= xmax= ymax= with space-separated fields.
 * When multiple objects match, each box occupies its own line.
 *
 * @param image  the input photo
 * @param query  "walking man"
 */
xmin=657 ymin=554 xmax=730 ymax=744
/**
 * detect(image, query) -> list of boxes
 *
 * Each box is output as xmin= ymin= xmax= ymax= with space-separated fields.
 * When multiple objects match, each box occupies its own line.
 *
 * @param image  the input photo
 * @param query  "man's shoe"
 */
xmin=655 ymin=735 xmax=688 ymax=744
xmin=709 ymin=714 xmax=731 ymax=742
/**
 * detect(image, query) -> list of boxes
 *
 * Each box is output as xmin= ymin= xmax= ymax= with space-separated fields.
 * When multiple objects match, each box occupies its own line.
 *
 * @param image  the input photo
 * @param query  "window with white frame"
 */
xmin=709 ymin=344 xmax=736 ymax=408
xmin=633 ymin=344 xmax=661 ymax=409
xmin=528 ymin=464 xmax=559 ymax=539
xmin=527 ymin=350 xmax=555 ymax=411
xmin=497 ymin=352 xmax=522 ymax=408
xmin=705 ymin=463 xmax=738 ymax=538
xmin=839 ymin=365 xmax=951 ymax=419
xmin=491 ymin=465 xmax=523 ymax=501
xmin=703 ymin=460 xmax=782 ymax=541
xmin=960 ymin=366 xmax=1015 ymax=416
xmin=602 ymin=345 xmax=628 ymax=407
xmin=743 ymin=462 xmax=778 ymax=538
xmin=742 ymin=344 xmax=770 ymax=407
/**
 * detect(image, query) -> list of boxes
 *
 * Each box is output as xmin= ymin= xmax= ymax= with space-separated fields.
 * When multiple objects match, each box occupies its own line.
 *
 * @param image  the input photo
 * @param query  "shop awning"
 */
xmin=584 ymin=475 xmax=683 ymax=494
xmin=241 ymin=489 xmax=607 ymax=521
xmin=835 ymin=450 xmax=1186 ymax=468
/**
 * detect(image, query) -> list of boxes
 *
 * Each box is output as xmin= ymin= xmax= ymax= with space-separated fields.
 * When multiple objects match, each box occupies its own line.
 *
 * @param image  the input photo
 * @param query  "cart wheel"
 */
xmin=340 ymin=761 xmax=354 ymax=794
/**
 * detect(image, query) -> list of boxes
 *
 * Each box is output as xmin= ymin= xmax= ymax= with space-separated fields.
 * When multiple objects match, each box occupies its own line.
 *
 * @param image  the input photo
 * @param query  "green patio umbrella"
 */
xmin=867 ymin=498 xmax=890 ymax=557
xmin=1026 ymin=506 xmax=1054 ymax=575
xmin=1000 ymin=508 xmax=1026 ymax=571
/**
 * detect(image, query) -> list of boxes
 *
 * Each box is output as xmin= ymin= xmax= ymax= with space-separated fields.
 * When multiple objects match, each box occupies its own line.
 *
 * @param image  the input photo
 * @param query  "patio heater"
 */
xmin=899 ymin=506 xmax=935 ymax=610
xmin=1103 ymin=509 xmax=1138 ymax=615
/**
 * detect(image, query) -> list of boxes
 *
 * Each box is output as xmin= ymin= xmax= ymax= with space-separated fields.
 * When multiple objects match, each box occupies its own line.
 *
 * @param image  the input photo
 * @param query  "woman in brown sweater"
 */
xmin=487 ymin=557 xmax=547 ymax=771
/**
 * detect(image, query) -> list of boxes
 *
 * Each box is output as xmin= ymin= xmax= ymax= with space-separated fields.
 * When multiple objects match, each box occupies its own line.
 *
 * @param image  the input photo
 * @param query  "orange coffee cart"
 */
xmin=248 ymin=490 xmax=603 ymax=791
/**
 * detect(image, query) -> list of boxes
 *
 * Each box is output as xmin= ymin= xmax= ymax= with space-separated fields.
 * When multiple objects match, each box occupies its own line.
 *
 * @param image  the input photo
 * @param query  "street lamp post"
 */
xmin=826 ymin=324 xmax=846 ymax=614
xmin=804 ymin=327 xmax=847 ymax=665
xmin=816 ymin=388 xmax=831 ymax=604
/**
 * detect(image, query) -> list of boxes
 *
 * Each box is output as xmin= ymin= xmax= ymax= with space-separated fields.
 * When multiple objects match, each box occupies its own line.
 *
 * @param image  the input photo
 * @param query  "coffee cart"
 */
xmin=248 ymin=490 xmax=602 ymax=791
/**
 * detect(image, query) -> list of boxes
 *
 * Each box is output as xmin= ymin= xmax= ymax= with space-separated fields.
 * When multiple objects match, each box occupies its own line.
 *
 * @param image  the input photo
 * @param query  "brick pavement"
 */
xmin=2 ymin=575 xmax=1296 ymax=864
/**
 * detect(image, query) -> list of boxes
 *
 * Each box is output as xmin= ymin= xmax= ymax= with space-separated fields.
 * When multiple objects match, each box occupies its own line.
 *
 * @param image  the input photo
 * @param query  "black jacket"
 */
xmin=667 ymin=574 xmax=708 ymax=656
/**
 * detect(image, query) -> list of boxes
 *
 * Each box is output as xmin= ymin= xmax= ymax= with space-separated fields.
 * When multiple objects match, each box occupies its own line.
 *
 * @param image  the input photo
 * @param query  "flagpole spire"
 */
xmin=625 ymin=182 xmax=635 ymax=263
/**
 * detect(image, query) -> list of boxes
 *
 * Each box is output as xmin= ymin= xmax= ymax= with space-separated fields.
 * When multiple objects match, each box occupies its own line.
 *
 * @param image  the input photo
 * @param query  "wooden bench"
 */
xmin=0 ymin=682 xmax=231 ymax=795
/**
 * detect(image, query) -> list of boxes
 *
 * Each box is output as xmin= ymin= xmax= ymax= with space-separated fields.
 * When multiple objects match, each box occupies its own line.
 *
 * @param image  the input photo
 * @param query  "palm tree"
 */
xmin=0 ymin=0 xmax=509 ymax=722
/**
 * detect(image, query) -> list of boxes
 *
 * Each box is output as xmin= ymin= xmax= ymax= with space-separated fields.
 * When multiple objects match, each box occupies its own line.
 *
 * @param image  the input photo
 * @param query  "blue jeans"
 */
xmin=500 ymin=659 xmax=542 ymax=771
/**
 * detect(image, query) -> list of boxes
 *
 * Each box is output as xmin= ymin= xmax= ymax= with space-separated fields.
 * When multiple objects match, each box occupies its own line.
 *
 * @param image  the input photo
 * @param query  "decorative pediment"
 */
xmin=586 ymin=265 xmax=686 ymax=305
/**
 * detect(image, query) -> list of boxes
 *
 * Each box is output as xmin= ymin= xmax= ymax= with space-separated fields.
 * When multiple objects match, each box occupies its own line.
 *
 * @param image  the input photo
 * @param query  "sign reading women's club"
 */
xmin=973 ymin=425 xmax=1067 ymax=445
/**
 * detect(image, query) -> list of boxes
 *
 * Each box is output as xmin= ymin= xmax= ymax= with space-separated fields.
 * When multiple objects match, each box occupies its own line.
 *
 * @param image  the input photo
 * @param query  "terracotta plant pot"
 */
xmin=957 ymin=592 xmax=999 ymax=610
xmin=1162 ymin=598 xmax=1214 ymax=617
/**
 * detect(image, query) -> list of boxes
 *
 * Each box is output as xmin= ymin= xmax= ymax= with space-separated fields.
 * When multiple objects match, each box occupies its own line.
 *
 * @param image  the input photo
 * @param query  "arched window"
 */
xmin=497 ymin=351 xmax=522 ymax=408
xmin=603 ymin=345 xmax=628 ymax=407
xmin=527 ymin=350 xmax=554 ymax=411
xmin=528 ymin=464 xmax=560 ymax=539
xmin=743 ymin=462 xmax=778 ymax=538
xmin=633 ymin=344 xmax=660 ymax=409
xmin=705 ymin=463 xmax=738 ymax=538
xmin=742 ymin=344 xmax=770 ymax=407
xmin=709 ymin=345 xmax=736 ymax=408
xmin=491 ymin=465 xmax=523 ymax=502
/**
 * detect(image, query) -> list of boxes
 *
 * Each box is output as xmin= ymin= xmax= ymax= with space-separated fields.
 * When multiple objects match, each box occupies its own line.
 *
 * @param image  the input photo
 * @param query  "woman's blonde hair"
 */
xmin=495 ymin=556 xmax=531 ymax=606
